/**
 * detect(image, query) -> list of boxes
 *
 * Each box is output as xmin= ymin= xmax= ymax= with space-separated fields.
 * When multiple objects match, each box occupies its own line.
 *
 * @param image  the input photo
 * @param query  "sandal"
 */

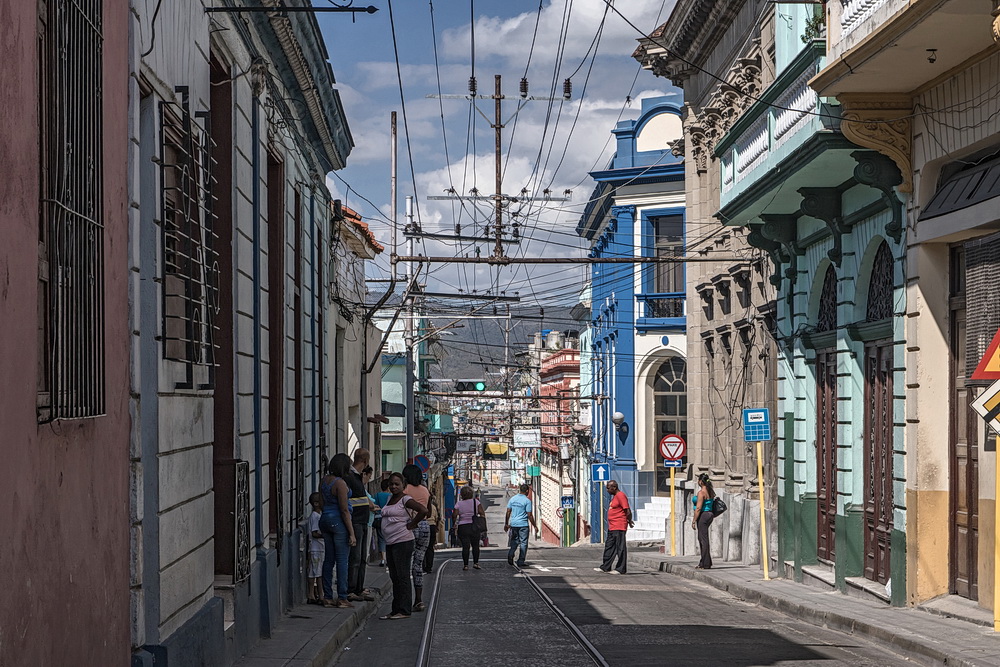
xmin=412 ymin=602 xmax=426 ymax=612
xmin=379 ymin=613 xmax=410 ymax=620
xmin=463 ymin=565 xmax=469 ymax=571
xmin=473 ymin=564 xmax=481 ymax=569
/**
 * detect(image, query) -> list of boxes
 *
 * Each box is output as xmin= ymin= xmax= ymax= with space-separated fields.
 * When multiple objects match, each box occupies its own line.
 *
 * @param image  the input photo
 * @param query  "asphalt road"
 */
xmin=334 ymin=488 xmax=917 ymax=667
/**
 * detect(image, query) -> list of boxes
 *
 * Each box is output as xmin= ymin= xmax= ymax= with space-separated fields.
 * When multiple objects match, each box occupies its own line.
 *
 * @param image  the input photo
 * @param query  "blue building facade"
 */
xmin=578 ymin=97 xmax=688 ymax=542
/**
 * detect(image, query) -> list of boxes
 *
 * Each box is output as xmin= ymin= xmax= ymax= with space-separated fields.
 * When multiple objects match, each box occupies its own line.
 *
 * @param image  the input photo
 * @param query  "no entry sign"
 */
xmin=659 ymin=434 xmax=686 ymax=461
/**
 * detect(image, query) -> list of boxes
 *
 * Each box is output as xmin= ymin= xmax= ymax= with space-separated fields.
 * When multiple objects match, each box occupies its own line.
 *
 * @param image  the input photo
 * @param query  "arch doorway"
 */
xmin=653 ymin=356 xmax=687 ymax=496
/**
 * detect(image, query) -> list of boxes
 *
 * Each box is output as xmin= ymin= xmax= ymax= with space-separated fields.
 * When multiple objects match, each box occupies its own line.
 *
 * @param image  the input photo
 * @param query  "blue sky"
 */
xmin=320 ymin=0 xmax=680 ymax=306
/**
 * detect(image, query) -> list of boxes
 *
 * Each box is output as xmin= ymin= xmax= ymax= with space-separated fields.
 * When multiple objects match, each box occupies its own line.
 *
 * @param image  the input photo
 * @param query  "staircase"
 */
xmin=629 ymin=495 xmax=672 ymax=541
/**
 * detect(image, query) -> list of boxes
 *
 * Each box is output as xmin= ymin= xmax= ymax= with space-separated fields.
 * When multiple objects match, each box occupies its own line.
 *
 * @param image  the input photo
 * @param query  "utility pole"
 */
xmin=404 ymin=195 xmax=416 ymax=461
xmin=425 ymin=75 xmax=570 ymax=259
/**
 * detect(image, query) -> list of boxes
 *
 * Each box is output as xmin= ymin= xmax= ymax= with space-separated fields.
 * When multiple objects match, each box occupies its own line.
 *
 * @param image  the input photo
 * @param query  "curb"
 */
xmin=306 ymin=572 xmax=392 ymax=667
xmin=632 ymin=556 xmax=988 ymax=667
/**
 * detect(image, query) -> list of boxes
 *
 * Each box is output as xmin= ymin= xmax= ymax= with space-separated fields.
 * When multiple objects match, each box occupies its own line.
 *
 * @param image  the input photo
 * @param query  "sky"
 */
xmin=318 ymin=0 xmax=681 ymax=316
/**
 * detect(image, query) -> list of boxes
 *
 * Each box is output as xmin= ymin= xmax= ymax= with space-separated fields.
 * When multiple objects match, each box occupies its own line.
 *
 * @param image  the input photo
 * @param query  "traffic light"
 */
xmin=456 ymin=380 xmax=487 ymax=392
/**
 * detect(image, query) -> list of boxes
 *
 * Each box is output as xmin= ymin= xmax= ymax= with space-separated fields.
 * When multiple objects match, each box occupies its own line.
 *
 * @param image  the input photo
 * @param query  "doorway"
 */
xmin=863 ymin=340 xmax=894 ymax=584
xmin=816 ymin=349 xmax=837 ymax=562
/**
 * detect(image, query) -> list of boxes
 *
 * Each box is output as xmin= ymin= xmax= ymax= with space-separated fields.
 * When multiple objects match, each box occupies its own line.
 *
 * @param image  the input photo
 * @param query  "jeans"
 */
xmin=457 ymin=523 xmax=481 ymax=566
xmin=697 ymin=511 xmax=715 ymax=569
xmin=348 ymin=523 xmax=370 ymax=596
xmin=319 ymin=512 xmax=350 ymax=600
xmin=507 ymin=525 xmax=529 ymax=565
xmin=386 ymin=540 xmax=414 ymax=616
xmin=411 ymin=521 xmax=430 ymax=587
xmin=600 ymin=529 xmax=628 ymax=573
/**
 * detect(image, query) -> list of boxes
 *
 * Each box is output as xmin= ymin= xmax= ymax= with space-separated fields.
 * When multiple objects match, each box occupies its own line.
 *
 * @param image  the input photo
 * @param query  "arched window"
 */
xmin=866 ymin=242 xmax=894 ymax=322
xmin=816 ymin=265 xmax=838 ymax=333
xmin=654 ymin=357 xmax=687 ymax=441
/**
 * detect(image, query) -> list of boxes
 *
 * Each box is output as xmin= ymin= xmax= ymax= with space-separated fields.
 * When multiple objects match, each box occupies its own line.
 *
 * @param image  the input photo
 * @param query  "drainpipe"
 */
xmin=311 ymin=190 xmax=319 ymax=471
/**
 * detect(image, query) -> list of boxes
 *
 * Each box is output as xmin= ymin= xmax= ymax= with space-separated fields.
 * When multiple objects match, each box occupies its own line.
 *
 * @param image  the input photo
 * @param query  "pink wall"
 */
xmin=0 ymin=1 xmax=131 ymax=664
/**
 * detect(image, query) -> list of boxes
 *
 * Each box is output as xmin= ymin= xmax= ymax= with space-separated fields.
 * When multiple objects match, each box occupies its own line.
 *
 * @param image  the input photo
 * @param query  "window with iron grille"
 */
xmin=816 ymin=265 xmax=838 ymax=333
xmin=159 ymin=89 xmax=219 ymax=389
xmin=37 ymin=0 xmax=106 ymax=421
xmin=866 ymin=242 xmax=894 ymax=323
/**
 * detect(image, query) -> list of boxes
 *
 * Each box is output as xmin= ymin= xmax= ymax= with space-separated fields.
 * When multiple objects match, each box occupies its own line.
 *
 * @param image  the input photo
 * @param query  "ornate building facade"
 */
xmin=635 ymin=2 xmax=779 ymax=565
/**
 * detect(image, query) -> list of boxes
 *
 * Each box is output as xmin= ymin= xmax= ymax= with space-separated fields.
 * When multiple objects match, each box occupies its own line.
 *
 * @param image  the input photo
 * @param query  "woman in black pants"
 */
xmin=691 ymin=473 xmax=716 ymax=569
xmin=379 ymin=472 xmax=428 ymax=619
xmin=451 ymin=485 xmax=486 ymax=570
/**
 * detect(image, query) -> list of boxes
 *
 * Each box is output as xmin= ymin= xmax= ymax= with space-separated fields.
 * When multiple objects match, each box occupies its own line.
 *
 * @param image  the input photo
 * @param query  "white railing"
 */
xmin=735 ymin=114 xmax=769 ymax=183
xmin=774 ymin=65 xmax=819 ymax=148
xmin=841 ymin=0 xmax=889 ymax=37
xmin=721 ymin=155 xmax=734 ymax=194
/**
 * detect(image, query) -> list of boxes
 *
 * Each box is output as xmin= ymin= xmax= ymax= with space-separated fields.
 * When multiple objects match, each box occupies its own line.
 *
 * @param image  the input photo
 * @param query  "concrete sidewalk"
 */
xmin=631 ymin=549 xmax=1000 ymax=667
xmin=233 ymin=569 xmax=390 ymax=667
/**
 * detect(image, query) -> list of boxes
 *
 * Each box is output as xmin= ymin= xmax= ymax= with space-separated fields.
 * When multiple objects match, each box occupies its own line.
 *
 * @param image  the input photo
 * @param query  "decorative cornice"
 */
xmin=839 ymin=93 xmax=912 ymax=193
xmin=798 ymin=187 xmax=846 ymax=266
xmin=851 ymin=151 xmax=904 ymax=243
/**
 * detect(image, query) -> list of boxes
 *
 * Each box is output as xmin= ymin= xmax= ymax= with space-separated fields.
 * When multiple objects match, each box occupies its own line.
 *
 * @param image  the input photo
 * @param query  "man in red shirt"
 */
xmin=594 ymin=480 xmax=633 ymax=574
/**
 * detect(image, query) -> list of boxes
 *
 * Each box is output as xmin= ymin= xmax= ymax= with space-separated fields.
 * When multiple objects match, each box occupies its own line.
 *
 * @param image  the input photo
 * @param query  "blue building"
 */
xmin=577 ymin=97 xmax=688 ymax=542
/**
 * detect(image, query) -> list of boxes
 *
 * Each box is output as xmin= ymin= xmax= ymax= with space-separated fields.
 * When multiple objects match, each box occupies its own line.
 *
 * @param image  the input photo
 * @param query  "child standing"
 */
xmin=307 ymin=492 xmax=325 ymax=604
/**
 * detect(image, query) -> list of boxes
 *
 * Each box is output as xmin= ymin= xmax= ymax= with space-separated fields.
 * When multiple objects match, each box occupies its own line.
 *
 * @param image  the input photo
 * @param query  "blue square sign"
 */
xmin=591 ymin=463 xmax=611 ymax=483
xmin=743 ymin=408 xmax=772 ymax=442
xmin=561 ymin=495 xmax=575 ymax=509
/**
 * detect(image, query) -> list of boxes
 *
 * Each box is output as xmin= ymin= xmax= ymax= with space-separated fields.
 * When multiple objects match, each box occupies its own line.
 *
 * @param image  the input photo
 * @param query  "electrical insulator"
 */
xmin=563 ymin=78 xmax=572 ymax=100
xmin=484 ymin=225 xmax=491 ymax=236
xmin=475 ymin=246 xmax=481 ymax=257
xmin=455 ymin=223 xmax=461 ymax=235
xmin=469 ymin=76 xmax=478 ymax=96
xmin=512 ymin=223 xmax=520 ymax=239
xmin=520 ymin=77 xmax=529 ymax=98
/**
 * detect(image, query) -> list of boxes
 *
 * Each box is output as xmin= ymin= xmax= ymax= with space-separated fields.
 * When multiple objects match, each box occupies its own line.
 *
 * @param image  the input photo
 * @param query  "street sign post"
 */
xmin=743 ymin=407 xmax=771 ymax=581
xmin=561 ymin=495 xmax=574 ymax=509
xmin=970 ymin=379 xmax=1000 ymax=630
xmin=658 ymin=434 xmax=686 ymax=557
xmin=591 ymin=463 xmax=610 ymax=483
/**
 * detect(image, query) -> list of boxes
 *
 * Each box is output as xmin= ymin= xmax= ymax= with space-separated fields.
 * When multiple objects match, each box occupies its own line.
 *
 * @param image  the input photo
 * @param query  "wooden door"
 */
xmin=864 ymin=341 xmax=894 ymax=584
xmin=816 ymin=349 xmax=837 ymax=562
xmin=951 ymin=307 xmax=979 ymax=599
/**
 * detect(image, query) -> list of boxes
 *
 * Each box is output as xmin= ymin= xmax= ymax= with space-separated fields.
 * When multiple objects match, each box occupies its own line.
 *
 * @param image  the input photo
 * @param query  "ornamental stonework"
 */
xmin=839 ymin=94 xmax=913 ymax=193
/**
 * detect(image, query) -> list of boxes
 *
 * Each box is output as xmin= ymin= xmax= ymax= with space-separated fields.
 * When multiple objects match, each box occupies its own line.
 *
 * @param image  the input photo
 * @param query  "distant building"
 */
xmin=577 ymin=96 xmax=688 ymax=543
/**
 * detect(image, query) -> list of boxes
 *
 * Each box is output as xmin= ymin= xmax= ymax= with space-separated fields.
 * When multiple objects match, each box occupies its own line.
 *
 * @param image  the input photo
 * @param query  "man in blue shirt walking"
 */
xmin=504 ymin=483 xmax=537 ymax=567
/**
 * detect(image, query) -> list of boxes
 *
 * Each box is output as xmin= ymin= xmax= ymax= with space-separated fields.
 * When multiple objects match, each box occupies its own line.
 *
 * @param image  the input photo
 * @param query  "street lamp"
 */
xmin=611 ymin=412 xmax=625 ymax=431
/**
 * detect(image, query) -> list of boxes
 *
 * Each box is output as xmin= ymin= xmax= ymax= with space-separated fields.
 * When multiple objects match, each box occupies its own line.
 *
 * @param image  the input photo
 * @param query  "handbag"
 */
xmin=471 ymin=498 xmax=488 ymax=534
xmin=711 ymin=496 xmax=728 ymax=516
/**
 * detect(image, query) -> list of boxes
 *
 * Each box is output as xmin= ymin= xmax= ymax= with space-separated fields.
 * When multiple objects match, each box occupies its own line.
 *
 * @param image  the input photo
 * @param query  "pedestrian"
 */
xmin=345 ymin=449 xmax=375 ymax=603
xmin=373 ymin=478 xmax=391 ymax=567
xmin=451 ymin=485 xmax=486 ymax=570
xmin=363 ymin=466 xmax=378 ymax=564
xmin=402 ymin=464 xmax=433 ymax=611
xmin=692 ymin=472 xmax=716 ymax=569
xmin=379 ymin=472 xmax=428 ymax=620
xmin=319 ymin=453 xmax=357 ymax=608
xmin=504 ymin=483 xmax=537 ymax=567
xmin=307 ymin=492 xmax=324 ymax=604
xmin=594 ymin=480 xmax=633 ymax=575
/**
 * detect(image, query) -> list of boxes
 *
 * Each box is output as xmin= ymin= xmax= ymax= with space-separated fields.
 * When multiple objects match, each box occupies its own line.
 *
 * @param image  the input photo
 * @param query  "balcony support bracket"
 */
xmin=839 ymin=94 xmax=912 ymax=193
xmin=798 ymin=187 xmax=847 ymax=267
xmin=851 ymin=150 xmax=904 ymax=243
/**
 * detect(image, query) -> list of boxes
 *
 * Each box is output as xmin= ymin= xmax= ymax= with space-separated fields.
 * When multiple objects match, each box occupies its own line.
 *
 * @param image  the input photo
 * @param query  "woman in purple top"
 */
xmin=451 ymin=486 xmax=486 ymax=570
xmin=379 ymin=472 xmax=428 ymax=620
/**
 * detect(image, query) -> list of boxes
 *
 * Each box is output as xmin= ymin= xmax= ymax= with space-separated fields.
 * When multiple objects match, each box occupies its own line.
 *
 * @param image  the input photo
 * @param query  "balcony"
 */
xmin=636 ymin=292 xmax=685 ymax=331
xmin=717 ymin=41 xmax=830 ymax=209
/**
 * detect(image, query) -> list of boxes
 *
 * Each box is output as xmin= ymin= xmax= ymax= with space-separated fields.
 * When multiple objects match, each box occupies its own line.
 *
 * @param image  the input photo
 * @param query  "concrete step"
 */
xmin=844 ymin=576 xmax=890 ymax=604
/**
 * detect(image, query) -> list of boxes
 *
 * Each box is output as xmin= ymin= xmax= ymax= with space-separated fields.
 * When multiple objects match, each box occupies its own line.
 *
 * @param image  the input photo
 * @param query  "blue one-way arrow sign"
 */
xmin=592 ymin=463 xmax=610 ymax=482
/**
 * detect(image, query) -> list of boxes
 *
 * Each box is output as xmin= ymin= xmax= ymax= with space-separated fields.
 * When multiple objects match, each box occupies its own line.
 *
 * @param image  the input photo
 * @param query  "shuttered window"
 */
xmin=965 ymin=231 xmax=1000 ymax=384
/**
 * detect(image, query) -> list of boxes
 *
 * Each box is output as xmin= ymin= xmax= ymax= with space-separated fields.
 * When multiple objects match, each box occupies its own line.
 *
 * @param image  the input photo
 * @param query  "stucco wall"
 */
xmin=0 ymin=1 xmax=132 ymax=664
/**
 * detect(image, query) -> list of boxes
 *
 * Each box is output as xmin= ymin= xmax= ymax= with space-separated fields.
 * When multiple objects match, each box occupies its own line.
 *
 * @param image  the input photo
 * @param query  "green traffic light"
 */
xmin=475 ymin=381 xmax=486 ymax=391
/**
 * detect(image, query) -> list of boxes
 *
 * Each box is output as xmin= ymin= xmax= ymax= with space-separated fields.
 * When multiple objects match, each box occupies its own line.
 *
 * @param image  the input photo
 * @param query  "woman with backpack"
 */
xmin=692 ymin=473 xmax=716 ymax=570
xmin=451 ymin=485 xmax=487 ymax=571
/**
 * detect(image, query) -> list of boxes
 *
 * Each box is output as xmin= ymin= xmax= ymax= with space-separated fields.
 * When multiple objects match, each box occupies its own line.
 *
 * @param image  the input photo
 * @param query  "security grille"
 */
xmin=234 ymin=460 xmax=251 ymax=583
xmin=965 ymin=231 xmax=1000 ymax=383
xmin=159 ymin=88 xmax=219 ymax=388
xmin=288 ymin=438 xmax=306 ymax=532
xmin=38 ymin=0 xmax=106 ymax=421
xmin=816 ymin=265 xmax=838 ymax=333
xmin=866 ymin=242 xmax=894 ymax=322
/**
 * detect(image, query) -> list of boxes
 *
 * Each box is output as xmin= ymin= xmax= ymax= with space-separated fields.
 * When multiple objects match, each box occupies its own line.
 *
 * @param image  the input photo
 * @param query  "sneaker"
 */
xmin=507 ymin=555 xmax=514 ymax=566
xmin=608 ymin=570 xmax=621 ymax=575
xmin=378 ymin=561 xmax=385 ymax=567
xmin=593 ymin=568 xmax=607 ymax=573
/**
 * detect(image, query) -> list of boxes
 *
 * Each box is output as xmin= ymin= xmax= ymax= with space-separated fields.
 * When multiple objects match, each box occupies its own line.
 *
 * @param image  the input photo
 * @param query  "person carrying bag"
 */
xmin=452 ymin=486 xmax=487 ymax=570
